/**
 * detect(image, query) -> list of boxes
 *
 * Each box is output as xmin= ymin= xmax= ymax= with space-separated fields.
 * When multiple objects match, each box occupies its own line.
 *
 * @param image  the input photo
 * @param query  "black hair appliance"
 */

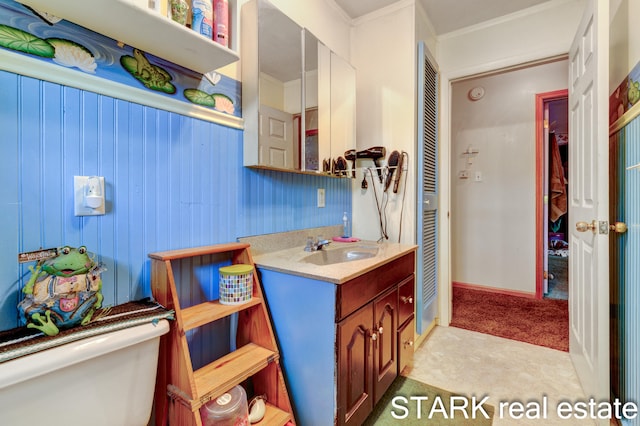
xmin=344 ymin=149 xmax=356 ymax=178
xmin=356 ymin=146 xmax=386 ymax=183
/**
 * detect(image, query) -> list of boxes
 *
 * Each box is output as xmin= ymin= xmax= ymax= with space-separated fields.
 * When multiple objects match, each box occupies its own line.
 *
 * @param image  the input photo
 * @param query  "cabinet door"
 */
xmin=330 ymin=51 xmax=356 ymax=158
xmin=398 ymin=275 xmax=415 ymax=326
xmin=337 ymin=303 xmax=373 ymax=426
xmin=398 ymin=316 xmax=415 ymax=374
xmin=373 ymin=288 xmax=398 ymax=404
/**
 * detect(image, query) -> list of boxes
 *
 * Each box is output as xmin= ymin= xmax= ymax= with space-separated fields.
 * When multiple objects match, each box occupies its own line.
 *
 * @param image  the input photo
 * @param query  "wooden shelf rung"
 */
xmin=262 ymin=402 xmax=293 ymax=425
xmin=181 ymin=298 xmax=262 ymax=331
xmin=190 ymin=343 xmax=278 ymax=410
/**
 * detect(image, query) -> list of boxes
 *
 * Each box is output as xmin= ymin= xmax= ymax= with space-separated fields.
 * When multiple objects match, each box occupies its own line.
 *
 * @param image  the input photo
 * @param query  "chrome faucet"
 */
xmin=304 ymin=237 xmax=332 ymax=252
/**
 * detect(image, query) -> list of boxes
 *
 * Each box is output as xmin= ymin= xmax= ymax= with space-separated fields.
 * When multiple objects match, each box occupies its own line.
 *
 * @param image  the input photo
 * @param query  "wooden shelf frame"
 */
xmin=150 ymin=243 xmax=294 ymax=425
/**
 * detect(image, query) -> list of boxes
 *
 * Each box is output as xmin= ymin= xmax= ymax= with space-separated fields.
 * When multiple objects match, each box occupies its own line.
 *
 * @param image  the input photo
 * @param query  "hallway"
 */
xmin=406 ymin=326 xmax=590 ymax=425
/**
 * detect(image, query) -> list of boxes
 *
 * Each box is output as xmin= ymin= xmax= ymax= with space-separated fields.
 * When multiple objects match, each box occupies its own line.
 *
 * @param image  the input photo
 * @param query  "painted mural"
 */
xmin=610 ymin=60 xmax=640 ymax=125
xmin=0 ymin=0 xmax=241 ymax=117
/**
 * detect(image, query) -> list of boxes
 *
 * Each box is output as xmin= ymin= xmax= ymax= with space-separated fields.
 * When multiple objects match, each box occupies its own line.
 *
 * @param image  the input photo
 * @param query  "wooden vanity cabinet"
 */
xmin=257 ymin=248 xmax=416 ymax=426
xmin=336 ymin=252 xmax=414 ymax=426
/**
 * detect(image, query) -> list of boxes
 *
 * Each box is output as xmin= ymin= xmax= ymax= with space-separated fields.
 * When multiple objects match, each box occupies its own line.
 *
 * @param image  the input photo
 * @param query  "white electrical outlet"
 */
xmin=74 ymin=176 xmax=106 ymax=216
xmin=475 ymin=171 xmax=483 ymax=182
xmin=317 ymin=188 xmax=326 ymax=208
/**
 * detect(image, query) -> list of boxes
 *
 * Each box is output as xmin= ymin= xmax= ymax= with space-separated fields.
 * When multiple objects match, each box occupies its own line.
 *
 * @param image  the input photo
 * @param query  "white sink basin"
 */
xmin=301 ymin=245 xmax=379 ymax=265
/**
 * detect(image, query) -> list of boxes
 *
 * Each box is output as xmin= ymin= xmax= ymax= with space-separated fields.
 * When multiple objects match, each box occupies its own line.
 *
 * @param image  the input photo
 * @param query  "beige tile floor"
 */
xmin=405 ymin=326 xmax=594 ymax=425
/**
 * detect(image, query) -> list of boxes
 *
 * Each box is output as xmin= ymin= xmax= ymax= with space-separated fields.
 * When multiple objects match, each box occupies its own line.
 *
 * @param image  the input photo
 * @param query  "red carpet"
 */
xmin=451 ymin=286 xmax=569 ymax=351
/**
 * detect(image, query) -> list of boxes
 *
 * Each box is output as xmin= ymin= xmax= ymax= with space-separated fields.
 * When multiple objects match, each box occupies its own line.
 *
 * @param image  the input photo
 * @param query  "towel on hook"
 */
xmin=549 ymin=133 xmax=567 ymax=222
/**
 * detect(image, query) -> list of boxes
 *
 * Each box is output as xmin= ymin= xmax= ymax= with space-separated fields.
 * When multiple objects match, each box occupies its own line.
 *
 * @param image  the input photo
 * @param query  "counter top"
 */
xmin=252 ymin=241 xmax=417 ymax=284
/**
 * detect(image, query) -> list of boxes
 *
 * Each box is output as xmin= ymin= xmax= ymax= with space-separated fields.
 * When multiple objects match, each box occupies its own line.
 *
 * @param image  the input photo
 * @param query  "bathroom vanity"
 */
xmin=242 ymin=231 xmax=416 ymax=426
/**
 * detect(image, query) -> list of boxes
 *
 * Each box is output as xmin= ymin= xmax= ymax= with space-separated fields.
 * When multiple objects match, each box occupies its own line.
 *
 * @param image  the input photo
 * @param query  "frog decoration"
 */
xmin=629 ymin=79 xmax=640 ymax=107
xmin=18 ymin=246 xmax=104 ymax=336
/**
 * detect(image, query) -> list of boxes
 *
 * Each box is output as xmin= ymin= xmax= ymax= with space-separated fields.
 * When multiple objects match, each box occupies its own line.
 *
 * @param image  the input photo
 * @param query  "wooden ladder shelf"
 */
xmin=150 ymin=243 xmax=294 ymax=426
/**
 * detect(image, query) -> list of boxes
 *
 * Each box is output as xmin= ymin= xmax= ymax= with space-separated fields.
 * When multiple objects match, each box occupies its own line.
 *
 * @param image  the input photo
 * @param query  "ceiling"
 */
xmin=333 ymin=0 xmax=551 ymax=35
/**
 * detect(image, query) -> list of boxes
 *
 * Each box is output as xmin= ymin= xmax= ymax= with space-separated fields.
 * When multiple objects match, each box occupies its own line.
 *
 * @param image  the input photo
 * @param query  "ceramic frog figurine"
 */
xmin=19 ymin=246 xmax=104 ymax=336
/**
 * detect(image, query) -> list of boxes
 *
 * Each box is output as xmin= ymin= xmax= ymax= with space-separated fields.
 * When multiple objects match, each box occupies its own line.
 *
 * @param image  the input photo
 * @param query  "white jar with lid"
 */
xmin=200 ymin=385 xmax=249 ymax=426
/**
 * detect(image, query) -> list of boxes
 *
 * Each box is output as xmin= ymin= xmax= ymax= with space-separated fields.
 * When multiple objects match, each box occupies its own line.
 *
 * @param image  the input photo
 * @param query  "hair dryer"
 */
xmin=344 ymin=149 xmax=356 ymax=178
xmin=356 ymin=146 xmax=386 ymax=183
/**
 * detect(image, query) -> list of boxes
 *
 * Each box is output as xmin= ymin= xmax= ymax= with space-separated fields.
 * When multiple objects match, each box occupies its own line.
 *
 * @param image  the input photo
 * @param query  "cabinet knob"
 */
xmin=371 ymin=332 xmax=378 ymax=341
xmin=401 ymin=296 xmax=413 ymax=304
xmin=404 ymin=340 xmax=414 ymax=348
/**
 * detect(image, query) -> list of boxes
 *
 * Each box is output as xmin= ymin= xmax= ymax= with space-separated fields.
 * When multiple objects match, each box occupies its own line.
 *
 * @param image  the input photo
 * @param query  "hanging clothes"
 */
xmin=549 ymin=133 xmax=567 ymax=222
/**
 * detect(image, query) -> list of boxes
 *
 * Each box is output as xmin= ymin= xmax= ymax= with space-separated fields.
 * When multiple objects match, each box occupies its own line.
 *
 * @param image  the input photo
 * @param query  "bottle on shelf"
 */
xmin=213 ymin=0 xmax=229 ymax=47
xmin=192 ymin=0 xmax=214 ymax=37
xmin=169 ymin=0 xmax=189 ymax=25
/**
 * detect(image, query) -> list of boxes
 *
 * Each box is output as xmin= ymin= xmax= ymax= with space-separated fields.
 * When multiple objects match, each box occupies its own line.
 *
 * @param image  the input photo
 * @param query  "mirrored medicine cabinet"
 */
xmin=241 ymin=0 xmax=356 ymax=176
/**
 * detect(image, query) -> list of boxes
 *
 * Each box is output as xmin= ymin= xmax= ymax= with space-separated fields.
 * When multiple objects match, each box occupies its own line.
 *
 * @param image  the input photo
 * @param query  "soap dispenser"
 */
xmin=342 ymin=212 xmax=349 ymax=238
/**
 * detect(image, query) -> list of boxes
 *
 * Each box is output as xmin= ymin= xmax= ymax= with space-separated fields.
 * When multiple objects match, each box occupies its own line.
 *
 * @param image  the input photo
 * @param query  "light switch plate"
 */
xmin=317 ymin=188 xmax=326 ymax=208
xmin=74 ymin=176 xmax=106 ymax=216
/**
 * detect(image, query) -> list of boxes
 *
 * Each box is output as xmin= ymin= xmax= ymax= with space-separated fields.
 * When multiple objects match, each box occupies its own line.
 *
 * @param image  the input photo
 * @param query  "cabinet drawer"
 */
xmin=397 ymin=316 xmax=415 ymax=374
xmin=398 ymin=275 xmax=415 ymax=326
xmin=337 ymin=252 xmax=415 ymax=321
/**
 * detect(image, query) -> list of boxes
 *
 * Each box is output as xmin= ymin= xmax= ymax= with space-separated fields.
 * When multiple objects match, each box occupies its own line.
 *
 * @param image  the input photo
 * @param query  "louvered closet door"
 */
xmin=416 ymin=41 xmax=438 ymax=333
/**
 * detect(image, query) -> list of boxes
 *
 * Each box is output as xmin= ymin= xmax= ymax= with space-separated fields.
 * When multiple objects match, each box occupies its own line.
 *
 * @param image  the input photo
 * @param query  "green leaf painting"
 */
xmin=0 ymin=24 xmax=54 ymax=57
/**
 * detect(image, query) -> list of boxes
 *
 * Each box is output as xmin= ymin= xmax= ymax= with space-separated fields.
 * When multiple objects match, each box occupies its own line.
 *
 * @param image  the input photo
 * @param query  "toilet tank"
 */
xmin=0 ymin=320 xmax=169 ymax=426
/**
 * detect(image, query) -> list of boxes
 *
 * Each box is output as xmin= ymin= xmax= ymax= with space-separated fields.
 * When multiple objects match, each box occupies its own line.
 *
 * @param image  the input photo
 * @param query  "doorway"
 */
xmin=448 ymin=59 xmax=571 ymax=349
xmin=537 ymin=93 xmax=569 ymax=300
xmin=450 ymin=58 xmax=569 ymax=299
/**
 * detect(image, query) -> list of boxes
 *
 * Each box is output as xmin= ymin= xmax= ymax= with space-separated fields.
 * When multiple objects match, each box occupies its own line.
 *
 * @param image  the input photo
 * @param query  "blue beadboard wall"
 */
xmin=622 ymin=115 xmax=640 ymax=425
xmin=0 ymin=70 xmax=351 ymax=331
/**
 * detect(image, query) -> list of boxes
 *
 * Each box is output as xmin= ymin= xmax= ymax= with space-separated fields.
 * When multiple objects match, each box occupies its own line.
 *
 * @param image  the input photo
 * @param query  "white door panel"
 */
xmin=568 ymin=0 xmax=609 ymax=407
xmin=259 ymin=104 xmax=294 ymax=168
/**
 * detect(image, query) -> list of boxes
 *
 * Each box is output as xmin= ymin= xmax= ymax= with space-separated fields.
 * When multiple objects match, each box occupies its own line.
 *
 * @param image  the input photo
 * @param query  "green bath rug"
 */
xmin=364 ymin=376 xmax=494 ymax=425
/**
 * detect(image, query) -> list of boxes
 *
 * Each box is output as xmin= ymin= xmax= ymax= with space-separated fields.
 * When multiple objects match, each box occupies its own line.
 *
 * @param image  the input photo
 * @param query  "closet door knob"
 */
xmin=576 ymin=220 xmax=596 ymax=233
xmin=610 ymin=222 xmax=627 ymax=234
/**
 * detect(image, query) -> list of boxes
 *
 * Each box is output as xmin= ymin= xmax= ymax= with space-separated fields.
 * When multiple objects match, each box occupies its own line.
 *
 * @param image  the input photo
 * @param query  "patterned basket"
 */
xmin=219 ymin=264 xmax=253 ymax=305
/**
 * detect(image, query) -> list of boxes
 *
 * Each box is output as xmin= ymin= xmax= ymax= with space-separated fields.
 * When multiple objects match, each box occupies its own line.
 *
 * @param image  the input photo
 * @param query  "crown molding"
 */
xmin=438 ymin=0 xmax=578 ymax=40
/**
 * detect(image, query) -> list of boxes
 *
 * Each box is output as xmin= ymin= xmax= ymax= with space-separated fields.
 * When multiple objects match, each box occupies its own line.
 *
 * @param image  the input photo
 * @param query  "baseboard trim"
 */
xmin=452 ymin=281 xmax=537 ymax=299
xmin=414 ymin=318 xmax=437 ymax=350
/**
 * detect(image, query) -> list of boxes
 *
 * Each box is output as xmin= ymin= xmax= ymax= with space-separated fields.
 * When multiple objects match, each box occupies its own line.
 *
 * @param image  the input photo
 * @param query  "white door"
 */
xmin=568 ymin=0 xmax=609 ymax=405
xmin=259 ymin=104 xmax=294 ymax=168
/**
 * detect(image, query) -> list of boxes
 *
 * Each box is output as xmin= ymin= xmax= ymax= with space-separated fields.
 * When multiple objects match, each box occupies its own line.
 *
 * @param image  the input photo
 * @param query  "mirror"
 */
xmin=302 ymin=30 xmax=333 ymax=172
xmin=242 ymin=0 xmax=355 ymax=175
xmin=303 ymin=29 xmax=320 ymax=171
xmin=256 ymin=1 xmax=302 ymax=169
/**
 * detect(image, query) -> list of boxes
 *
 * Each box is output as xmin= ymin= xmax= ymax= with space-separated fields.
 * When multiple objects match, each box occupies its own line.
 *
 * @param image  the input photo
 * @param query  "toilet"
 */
xmin=0 ymin=320 xmax=169 ymax=426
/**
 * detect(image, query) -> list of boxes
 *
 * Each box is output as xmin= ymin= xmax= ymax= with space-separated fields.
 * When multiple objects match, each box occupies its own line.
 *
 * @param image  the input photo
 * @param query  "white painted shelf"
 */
xmin=17 ymin=0 xmax=239 ymax=74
